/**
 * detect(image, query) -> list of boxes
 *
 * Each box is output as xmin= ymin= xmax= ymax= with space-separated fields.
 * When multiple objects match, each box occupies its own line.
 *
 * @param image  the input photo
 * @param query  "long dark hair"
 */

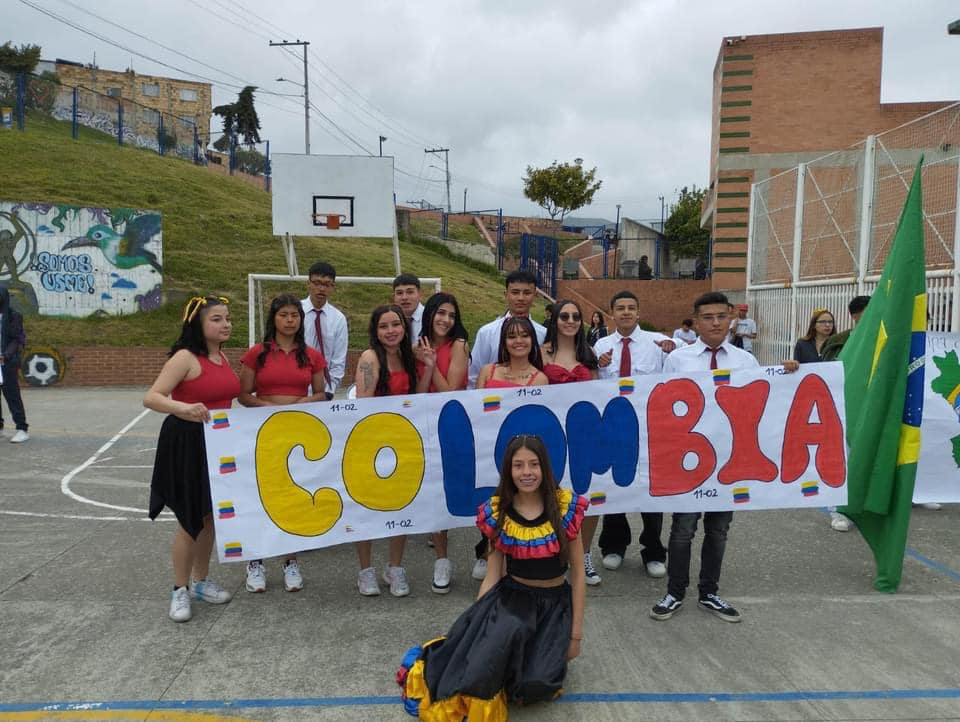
xmin=497 ymin=316 xmax=543 ymax=369
xmin=256 ymin=294 xmax=308 ymax=368
xmin=368 ymin=304 xmax=418 ymax=396
xmin=543 ymin=298 xmax=598 ymax=370
xmin=493 ymin=435 xmax=568 ymax=562
xmin=169 ymin=296 xmax=229 ymax=357
xmin=420 ymin=292 xmax=469 ymax=344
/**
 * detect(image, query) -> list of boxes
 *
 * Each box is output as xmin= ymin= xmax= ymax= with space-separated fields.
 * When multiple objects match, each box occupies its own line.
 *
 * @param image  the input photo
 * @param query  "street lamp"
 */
xmin=379 ymin=135 xmax=387 ymax=156
xmin=277 ymin=76 xmax=309 ymax=154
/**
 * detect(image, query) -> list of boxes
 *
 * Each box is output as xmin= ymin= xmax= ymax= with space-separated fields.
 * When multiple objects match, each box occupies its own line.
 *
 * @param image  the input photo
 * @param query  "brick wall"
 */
xmin=707 ymin=27 xmax=955 ymax=293
xmin=56 ymin=347 xmax=364 ymax=388
xmin=557 ymin=280 xmax=712 ymax=333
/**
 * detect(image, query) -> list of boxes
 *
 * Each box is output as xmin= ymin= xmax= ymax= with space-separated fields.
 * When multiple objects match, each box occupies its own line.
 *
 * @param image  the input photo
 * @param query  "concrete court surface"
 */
xmin=1 ymin=386 xmax=959 ymax=722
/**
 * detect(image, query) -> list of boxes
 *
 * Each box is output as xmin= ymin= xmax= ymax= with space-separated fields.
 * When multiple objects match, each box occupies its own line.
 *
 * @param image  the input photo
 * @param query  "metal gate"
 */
xmin=520 ymin=233 xmax=558 ymax=299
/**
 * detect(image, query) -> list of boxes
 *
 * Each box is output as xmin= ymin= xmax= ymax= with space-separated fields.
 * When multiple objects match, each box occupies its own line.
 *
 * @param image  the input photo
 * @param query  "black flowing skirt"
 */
xmin=148 ymin=415 xmax=212 ymax=540
xmin=398 ymin=577 xmax=572 ymax=719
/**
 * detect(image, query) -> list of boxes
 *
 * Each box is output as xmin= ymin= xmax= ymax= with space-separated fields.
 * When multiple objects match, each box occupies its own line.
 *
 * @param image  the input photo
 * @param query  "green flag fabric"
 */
xmin=839 ymin=158 xmax=926 ymax=593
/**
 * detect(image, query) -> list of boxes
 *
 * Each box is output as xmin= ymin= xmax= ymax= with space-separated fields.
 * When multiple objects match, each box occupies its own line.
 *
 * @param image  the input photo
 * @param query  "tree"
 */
xmin=0 ymin=42 xmax=41 ymax=74
xmin=522 ymin=158 xmax=602 ymax=223
xmin=664 ymin=185 xmax=711 ymax=260
xmin=212 ymin=85 xmax=261 ymax=146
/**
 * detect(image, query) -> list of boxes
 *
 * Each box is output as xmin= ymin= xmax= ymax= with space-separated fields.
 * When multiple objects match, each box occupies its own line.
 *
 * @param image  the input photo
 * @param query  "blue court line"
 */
xmin=3 ymin=688 xmax=960 ymax=712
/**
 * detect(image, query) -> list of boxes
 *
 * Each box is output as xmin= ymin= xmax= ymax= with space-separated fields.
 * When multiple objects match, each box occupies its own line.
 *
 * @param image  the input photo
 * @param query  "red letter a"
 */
xmin=781 ymin=374 xmax=846 ymax=487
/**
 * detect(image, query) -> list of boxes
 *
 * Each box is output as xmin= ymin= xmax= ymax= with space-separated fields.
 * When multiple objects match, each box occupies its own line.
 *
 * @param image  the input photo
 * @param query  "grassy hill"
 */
xmin=0 ymin=113 xmax=538 ymax=349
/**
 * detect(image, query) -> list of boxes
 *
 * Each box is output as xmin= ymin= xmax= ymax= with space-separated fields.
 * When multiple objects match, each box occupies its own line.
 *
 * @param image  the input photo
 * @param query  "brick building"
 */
xmin=701 ymin=27 xmax=954 ymax=293
xmin=49 ymin=59 xmax=212 ymax=141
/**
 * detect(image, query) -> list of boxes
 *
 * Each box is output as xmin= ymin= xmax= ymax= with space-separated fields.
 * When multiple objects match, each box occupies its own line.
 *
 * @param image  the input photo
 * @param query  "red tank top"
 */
xmin=482 ymin=363 xmax=540 ymax=388
xmin=417 ymin=339 xmax=467 ymax=392
xmin=171 ymin=352 xmax=240 ymax=410
xmin=543 ymin=363 xmax=592 ymax=384
xmin=377 ymin=370 xmax=411 ymax=396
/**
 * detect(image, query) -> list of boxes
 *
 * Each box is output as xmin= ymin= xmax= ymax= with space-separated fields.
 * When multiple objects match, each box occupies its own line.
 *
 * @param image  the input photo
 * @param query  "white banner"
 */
xmin=916 ymin=333 xmax=960 ymax=503
xmin=205 ymin=365 xmax=848 ymax=562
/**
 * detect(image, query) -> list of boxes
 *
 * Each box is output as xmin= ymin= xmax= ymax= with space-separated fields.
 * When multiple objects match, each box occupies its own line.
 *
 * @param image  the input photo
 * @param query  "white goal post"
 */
xmin=247 ymin=273 xmax=443 ymax=346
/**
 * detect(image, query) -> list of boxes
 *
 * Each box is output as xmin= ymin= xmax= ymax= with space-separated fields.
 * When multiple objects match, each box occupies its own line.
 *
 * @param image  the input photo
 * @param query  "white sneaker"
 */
xmin=10 ymin=430 xmax=29 ymax=443
xmin=432 ymin=558 xmax=452 ymax=594
xmin=282 ymin=559 xmax=303 ymax=592
xmin=583 ymin=552 xmax=601 ymax=586
xmin=602 ymin=553 xmax=623 ymax=570
xmin=189 ymin=578 xmax=232 ymax=604
xmin=168 ymin=586 xmax=192 ymax=623
xmin=471 ymin=558 xmax=488 ymax=581
xmin=383 ymin=565 xmax=410 ymax=597
xmin=645 ymin=560 xmax=667 ymax=578
xmin=245 ymin=560 xmax=267 ymax=593
xmin=920 ymin=502 xmax=943 ymax=510
xmin=830 ymin=511 xmax=852 ymax=532
xmin=358 ymin=566 xmax=381 ymax=596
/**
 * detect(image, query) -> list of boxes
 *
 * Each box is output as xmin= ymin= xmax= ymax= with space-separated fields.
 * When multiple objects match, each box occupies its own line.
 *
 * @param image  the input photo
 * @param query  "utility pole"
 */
xmin=379 ymin=135 xmax=387 ymax=156
xmin=270 ymin=39 xmax=310 ymax=154
xmin=425 ymin=147 xmax=451 ymax=213
xmin=463 ymin=187 xmax=468 ymax=214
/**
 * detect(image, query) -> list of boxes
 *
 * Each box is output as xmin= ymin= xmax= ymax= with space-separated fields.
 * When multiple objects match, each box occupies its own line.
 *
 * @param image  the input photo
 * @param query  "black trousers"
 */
xmin=666 ymin=511 xmax=734 ymax=600
xmin=598 ymin=512 xmax=666 ymax=563
xmin=0 ymin=363 xmax=28 ymax=431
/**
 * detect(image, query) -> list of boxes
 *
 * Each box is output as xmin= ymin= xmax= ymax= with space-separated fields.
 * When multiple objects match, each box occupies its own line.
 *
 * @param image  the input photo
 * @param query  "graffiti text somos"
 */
xmin=31 ymin=252 xmax=96 ymax=294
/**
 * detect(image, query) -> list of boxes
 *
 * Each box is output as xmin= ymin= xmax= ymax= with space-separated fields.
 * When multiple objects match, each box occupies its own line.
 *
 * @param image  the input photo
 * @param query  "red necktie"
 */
xmin=314 ymin=310 xmax=332 ymax=387
xmin=619 ymin=337 xmax=631 ymax=378
xmin=709 ymin=347 xmax=720 ymax=370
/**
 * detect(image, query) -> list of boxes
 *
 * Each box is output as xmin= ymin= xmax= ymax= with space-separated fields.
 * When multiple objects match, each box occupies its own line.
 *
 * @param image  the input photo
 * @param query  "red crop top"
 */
xmin=482 ymin=363 xmax=541 ymax=388
xmin=476 ymin=489 xmax=588 ymax=580
xmin=542 ymin=363 xmax=592 ymax=384
xmin=171 ymin=352 xmax=241 ymax=410
xmin=378 ymin=370 xmax=411 ymax=396
xmin=240 ymin=343 xmax=326 ymax=397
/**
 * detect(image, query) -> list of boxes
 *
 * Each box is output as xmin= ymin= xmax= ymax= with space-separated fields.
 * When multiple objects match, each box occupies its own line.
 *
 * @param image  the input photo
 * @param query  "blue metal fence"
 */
xmin=519 ymin=233 xmax=558 ymax=298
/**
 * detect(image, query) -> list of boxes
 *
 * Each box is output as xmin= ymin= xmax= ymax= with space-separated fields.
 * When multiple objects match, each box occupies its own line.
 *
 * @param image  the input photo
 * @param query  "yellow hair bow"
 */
xmin=182 ymin=296 xmax=229 ymax=323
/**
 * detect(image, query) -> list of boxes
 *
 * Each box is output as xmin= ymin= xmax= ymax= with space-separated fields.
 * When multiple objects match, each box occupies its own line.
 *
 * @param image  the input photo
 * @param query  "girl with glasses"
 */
xmin=793 ymin=308 xmax=836 ymax=363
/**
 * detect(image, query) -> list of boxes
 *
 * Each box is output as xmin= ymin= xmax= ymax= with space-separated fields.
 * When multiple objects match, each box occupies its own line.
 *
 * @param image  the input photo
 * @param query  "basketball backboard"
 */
xmin=271 ymin=154 xmax=395 ymax=238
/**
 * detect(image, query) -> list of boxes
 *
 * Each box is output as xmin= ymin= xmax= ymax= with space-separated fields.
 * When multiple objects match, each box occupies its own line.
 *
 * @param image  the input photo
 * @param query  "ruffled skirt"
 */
xmin=148 ymin=415 xmax=212 ymax=540
xmin=397 ymin=577 xmax=572 ymax=720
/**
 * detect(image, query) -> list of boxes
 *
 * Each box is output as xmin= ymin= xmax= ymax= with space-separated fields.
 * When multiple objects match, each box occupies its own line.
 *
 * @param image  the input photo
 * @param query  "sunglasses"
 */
xmin=558 ymin=312 xmax=581 ymax=322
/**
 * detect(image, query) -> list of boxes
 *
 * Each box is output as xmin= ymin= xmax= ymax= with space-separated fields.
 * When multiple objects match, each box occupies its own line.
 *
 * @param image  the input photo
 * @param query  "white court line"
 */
xmin=0 ymin=509 xmax=176 ymax=522
xmin=60 ymin=408 xmax=173 ymax=515
xmin=89 ymin=465 xmax=154 ymax=469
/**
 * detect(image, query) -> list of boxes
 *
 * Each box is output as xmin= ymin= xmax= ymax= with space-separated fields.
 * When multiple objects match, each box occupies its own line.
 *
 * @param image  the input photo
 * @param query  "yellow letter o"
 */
xmin=343 ymin=413 xmax=424 ymax=511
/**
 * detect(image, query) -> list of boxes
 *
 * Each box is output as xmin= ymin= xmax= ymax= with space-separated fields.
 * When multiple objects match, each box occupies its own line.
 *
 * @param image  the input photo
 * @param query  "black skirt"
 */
xmin=149 ymin=415 xmax=212 ymax=540
xmin=398 ymin=577 xmax=572 ymax=719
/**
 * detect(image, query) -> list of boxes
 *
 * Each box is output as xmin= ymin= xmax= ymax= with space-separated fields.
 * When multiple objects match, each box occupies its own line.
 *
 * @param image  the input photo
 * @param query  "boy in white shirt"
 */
xmin=672 ymin=318 xmax=697 ymax=345
xmin=651 ymin=291 xmax=796 ymax=623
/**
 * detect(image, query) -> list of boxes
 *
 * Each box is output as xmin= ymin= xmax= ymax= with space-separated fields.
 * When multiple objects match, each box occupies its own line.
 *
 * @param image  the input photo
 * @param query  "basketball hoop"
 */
xmin=326 ymin=214 xmax=341 ymax=230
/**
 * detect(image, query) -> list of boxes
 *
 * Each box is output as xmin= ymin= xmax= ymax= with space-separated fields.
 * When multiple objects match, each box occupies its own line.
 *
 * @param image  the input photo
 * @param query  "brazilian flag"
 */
xmin=839 ymin=158 xmax=926 ymax=593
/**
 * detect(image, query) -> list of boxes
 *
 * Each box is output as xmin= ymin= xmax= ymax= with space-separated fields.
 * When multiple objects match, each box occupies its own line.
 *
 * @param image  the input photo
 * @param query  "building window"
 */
xmin=142 ymin=83 xmax=160 ymax=97
xmin=179 ymin=88 xmax=198 ymax=102
xmin=143 ymin=109 xmax=160 ymax=124
xmin=106 ymin=87 xmax=122 ymax=98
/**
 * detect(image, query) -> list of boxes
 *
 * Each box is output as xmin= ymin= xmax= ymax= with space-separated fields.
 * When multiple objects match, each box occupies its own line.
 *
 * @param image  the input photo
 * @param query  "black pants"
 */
xmin=597 ymin=512 xmax=666 ymax=563
xmin=666 ymin=511 xmax=734 ymax=600
xmin=0 ymin=363 xmax=28 ymax=431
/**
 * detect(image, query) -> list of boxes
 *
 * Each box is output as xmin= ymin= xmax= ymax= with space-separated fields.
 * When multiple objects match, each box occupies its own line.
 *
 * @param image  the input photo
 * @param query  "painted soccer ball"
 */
xmin=24 ymin=351 xmax=61 ymax=386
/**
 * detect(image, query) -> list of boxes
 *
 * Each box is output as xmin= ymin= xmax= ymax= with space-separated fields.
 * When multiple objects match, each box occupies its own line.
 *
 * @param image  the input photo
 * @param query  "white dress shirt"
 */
xmin=301 ymin=297 xmax=348 ymax=395
xmin=673 ymin=328 xmax=697 ymax=345
xmin=409 ymin=302 xmax=425 ymax=340
xmin=467 ymin=313 xmax=547 ymax=388
xmin=593 ymin=326 xmax=665 ymax=380
xmin=663 ymin=338 xmax=759 ymax=373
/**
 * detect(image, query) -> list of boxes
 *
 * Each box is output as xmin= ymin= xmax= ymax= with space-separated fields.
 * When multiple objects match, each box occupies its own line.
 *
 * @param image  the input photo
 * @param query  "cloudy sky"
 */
xmin=7 ymin=0 xmax=959 ymax=222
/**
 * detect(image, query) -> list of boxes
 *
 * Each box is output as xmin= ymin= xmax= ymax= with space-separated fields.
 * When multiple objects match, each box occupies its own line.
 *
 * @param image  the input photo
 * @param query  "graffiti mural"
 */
xmin=0 ymin=201 xmax=162 ymax=316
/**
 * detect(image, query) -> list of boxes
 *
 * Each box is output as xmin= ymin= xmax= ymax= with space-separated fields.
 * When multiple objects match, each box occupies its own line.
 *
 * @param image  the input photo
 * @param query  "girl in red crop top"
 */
xmin=237 ymin=294 xmax=327 ymax=593
xmin=540 ymin=299 xmax=603 ymax=585
xmin=414 ymin=293 xmax=471 ymax=595
xmin=353 ymin=304 xmax=433 ymax=598
xmin=398 ymin=434 xmax=587 ymax=720
xmin=144 ymin=296 xmax=240 ymax=624
xmin=475 ymin=315 xmax=549 ymax=389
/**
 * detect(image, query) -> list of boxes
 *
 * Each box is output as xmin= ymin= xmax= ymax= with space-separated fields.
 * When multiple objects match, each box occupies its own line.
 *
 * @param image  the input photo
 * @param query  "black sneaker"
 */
xmin=698 ymin=593 xmax=741 ymax=622
xmin=649 ymin=593 xmax=683 ymax=620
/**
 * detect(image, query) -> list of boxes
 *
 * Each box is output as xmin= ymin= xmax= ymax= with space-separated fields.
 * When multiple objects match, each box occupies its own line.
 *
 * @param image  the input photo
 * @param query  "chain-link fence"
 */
xmin=748 ymin=103 xmax=960 ymax=363
xmin=2 ymin=72 xmax=272 ymax=190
